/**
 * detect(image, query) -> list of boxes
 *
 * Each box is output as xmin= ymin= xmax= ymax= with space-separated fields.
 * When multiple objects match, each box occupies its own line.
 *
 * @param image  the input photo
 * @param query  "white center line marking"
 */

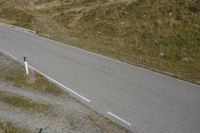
xmin=107 ymin=111 xmax=132 ymax=126
xmin=28 ymin=65 xmax=91 ymax=103
xmin=0 ymin=49 xmax=17 ymax=60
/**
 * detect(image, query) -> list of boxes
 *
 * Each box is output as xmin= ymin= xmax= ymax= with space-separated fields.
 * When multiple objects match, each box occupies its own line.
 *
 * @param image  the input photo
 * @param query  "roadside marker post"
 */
xmin=24 ymin=57 xmax=29 ymax=75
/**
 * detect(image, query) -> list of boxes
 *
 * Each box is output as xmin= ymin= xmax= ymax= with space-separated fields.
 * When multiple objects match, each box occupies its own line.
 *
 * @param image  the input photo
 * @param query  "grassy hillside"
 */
xmin=0 ymin=0 xmax=199 ymax=84
xmin=0 ymin=0 xmax=34 ymax=28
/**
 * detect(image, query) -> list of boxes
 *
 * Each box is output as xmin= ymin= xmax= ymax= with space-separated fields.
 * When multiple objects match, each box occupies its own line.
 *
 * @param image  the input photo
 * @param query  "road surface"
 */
xmin=0 ymin=24 xmax=200 ymax=133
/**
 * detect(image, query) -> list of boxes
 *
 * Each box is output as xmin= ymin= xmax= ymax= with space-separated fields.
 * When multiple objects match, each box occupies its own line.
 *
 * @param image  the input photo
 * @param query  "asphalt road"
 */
xmin=0 ymin=24 xmax=200 ymax=133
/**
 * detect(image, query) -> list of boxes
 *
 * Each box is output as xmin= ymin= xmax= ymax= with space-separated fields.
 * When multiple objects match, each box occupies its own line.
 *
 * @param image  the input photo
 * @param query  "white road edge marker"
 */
xmin=24 ymin=57 xmax=29 ymax=75
xmin=0 ymin=49 xmax=90 ymax=103
xmin=107 ymin=111 xmax=132 ymax=127
xmin=28 ymin=65 xmax=91 ymax=103
xmin=0 ymin=49 xmax=17 ymax=60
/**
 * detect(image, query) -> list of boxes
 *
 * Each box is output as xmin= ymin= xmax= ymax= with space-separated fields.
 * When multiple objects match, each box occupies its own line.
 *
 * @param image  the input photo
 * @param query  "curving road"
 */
xmin=0 ymin=24 xmax=200 ymax=133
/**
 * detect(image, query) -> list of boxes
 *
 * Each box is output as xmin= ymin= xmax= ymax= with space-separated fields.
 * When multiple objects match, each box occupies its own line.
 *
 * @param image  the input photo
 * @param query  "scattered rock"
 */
xmin=29 ymin=69 xmax=38 ymax=83
xmin=142 ymin=14 xmax=147 ymax=18
xmin=160 ymin=52 xmax=165 ymax=57
xmin=121 ymin=22 xmax=125 ymax=25
xmin=182 ymin=57 xmax=192 ymax=62
xmin=169 ymin=12 xmax=173 ymax=17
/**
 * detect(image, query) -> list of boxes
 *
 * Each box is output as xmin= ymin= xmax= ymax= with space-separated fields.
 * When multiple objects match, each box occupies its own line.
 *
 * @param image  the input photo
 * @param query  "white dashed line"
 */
xmin=107 ymin=111 xmax=132 ymax=126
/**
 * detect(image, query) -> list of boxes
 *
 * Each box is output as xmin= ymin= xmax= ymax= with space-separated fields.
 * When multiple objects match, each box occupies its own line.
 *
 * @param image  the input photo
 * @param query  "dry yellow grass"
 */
xmin=0 ymin=122 xmax=31 ymax=133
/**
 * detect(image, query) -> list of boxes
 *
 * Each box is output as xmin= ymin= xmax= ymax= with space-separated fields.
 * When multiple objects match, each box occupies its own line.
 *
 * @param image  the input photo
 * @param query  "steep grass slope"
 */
xmin=0 ymin=0 xmax=34 ymax=28
xmin=0 ymin=0 xmax=200 ymax=84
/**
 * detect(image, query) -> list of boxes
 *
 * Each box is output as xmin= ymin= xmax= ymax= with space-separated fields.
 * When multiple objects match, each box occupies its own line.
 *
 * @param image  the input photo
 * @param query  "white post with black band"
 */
xmin=24 ymin=57 xmax=29 ymax=75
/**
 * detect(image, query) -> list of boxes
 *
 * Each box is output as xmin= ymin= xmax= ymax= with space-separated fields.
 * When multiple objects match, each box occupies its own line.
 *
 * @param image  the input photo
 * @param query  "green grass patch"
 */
xmin=0 ymin=122 xmax=31 ymax=133
xmin=0 ymin=91 xmax=50 ymax=113
xmin=0 ymin=0 xmax=34 ymax=29
xmin=86 ymin=113 xmax=128 ymax=133
xmin=0 ymin=54 xmax=67 ymax=97
xmin=5 ymin=67 xmax=66 ymax=96
xmin=4 ymin=67 xmax=65 ymax=96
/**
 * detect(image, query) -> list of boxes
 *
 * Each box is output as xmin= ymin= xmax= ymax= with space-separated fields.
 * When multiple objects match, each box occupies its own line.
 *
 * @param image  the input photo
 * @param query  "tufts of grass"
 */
xmin=0 ymin=54 xmax=67 ymax=97
xmin=0 ymin=122 xmax=31 ymax=133
xmin=86 ymin=113 xmax=128 ymax=133
xmin=0 ymin=91 xmax=50 ymax=113
xmin=0 ymin=0 xmax=34 ymax=29
xmin=4 ymin=67 xmax=66 ymax=96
